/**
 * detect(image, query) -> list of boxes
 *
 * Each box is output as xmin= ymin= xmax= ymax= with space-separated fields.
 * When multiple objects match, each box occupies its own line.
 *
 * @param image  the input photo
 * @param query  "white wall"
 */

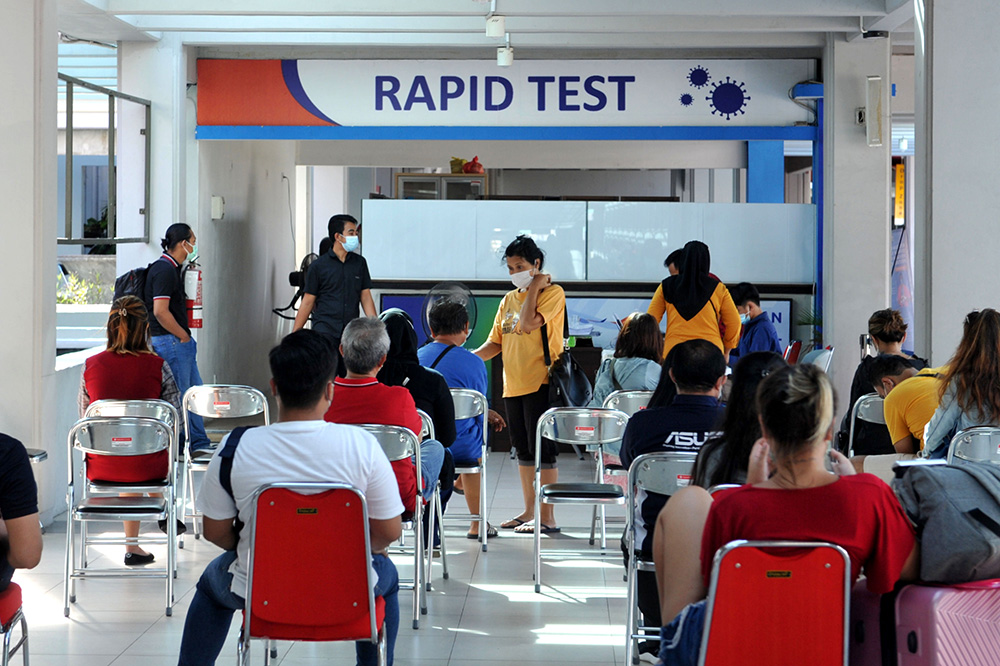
xmin=197 ymin=140 xmax=300 ymax=399
xmin=310 ymin=166 xmax=347 ymax=250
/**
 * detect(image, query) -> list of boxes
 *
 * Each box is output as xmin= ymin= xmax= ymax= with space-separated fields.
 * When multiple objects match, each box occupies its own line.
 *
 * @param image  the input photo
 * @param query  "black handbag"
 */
xmin=541 ymin=311 xmax=593 ymax=407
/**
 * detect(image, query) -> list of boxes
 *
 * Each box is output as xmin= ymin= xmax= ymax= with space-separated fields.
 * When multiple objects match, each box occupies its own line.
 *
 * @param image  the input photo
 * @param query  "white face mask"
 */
xmin=510 ymin=270 xmax=534 ymax=290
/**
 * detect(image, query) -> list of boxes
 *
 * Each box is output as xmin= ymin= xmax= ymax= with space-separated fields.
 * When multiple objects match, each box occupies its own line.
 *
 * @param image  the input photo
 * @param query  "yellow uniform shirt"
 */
xmin=647 ymin=282 xmax=742 ymax=359
xmin=488 ymin=285 xmax=566 ymax=398
xmin=883 ymin=366 xmax=946 ymax=451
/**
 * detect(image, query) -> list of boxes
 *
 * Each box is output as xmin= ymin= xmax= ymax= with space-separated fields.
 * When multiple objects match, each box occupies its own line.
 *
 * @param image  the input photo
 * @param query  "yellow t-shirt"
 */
xmin=883 ymin=366 xmax=946 ymax=450
xmin=648 ymin=282 xmax=742 ymax=359
xmin=488 ymin=285 xmax=566 ymax=398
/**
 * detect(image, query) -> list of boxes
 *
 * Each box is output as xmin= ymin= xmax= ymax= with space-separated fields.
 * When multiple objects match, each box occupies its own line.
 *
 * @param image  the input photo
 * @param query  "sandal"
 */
xmin=513 ymin=521 xmax=561 ymax=534
xmin=499 ymin=517 xmax=529 ymax=530
xmin=467 ymin=523 xmax=498 ymax=540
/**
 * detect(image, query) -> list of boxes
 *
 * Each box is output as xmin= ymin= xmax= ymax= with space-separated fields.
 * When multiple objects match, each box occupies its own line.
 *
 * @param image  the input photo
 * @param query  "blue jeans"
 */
xmin=419 ymin=439 xmax=445 ymax=502
xmin=177 ymin=550 xmax=399 ymax=666
xmin=151 ymin=334 xmax=211 ymax=450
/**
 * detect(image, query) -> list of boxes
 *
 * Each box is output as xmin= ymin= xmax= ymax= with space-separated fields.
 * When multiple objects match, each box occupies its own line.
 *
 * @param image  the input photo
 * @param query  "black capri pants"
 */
xmin=504 ymin=385 xmax=559 ymax=468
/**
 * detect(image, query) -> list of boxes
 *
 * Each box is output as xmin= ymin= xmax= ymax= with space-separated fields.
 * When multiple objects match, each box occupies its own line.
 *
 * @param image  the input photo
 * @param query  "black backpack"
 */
xmin=113 ymin=263 xmax=152 ymax=302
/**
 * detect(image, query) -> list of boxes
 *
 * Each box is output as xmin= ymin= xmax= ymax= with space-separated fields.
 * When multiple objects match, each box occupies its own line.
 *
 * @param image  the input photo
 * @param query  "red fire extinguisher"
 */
xmin=184 ymin=263 xmax=203 ymax=329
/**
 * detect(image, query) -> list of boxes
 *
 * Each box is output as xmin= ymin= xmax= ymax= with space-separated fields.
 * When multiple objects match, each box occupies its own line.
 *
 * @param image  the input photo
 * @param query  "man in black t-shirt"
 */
xmin=0 ymin=434 xmax=42 ymax=591
xmin=293 ymin=214 xmax=377 ymax=370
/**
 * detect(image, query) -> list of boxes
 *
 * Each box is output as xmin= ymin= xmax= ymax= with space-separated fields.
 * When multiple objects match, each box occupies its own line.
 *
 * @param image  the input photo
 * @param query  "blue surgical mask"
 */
xmin=342 ymin=235 xmax=359 ymax=252
xmin=739 ymin=312 xmax=751 ymax=325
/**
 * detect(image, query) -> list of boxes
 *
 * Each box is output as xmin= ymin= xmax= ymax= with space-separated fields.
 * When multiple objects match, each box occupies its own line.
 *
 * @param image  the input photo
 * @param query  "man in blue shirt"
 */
xmin=729 ymin=282 xmax=783 ymax=365
xmin=417 ymin=300 xmax=504 ymax=540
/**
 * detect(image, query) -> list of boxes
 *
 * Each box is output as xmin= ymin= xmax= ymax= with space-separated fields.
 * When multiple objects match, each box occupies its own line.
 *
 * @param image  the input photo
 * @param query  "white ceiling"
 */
xmin=57 ymin=0 xmax=916 ymax=56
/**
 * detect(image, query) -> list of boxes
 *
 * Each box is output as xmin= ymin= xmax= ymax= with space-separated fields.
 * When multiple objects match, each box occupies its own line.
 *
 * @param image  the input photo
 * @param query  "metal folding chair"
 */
xmin=847 ymin=393 xmax=886 ymax=457
xmin=64 ymin=415 xmax=177 ymax=617
xmin=801 ymin=347 xmax=835 ymax=373
xmin=239 ymin=483 xmax=387 ymax=666
xmin=783 ymin=340 xmax=803 ymax=364
xmin=358 ymin=423 xmax=425 ymax=628
xmin=446 ymin=388 xmax=490 ymax=552
xmin=947 ymin=426 xmax=1000 ymax=465
xmin=623 ymin=451 xmax=697 ymax=665
xmin=699 ymin=540 xmax=850 ymax=666
xmin=533 ymin=407 xmax=629 ymax=593
xmin=416 ymin=410 xmax=449 ymax=590
xmin=181 ymin=385 xmax=269 ymax=544
xmin=597 ymin=390 xmax=654 ymax=539
xmin=0 ymin=583 xmax=28 ymax=666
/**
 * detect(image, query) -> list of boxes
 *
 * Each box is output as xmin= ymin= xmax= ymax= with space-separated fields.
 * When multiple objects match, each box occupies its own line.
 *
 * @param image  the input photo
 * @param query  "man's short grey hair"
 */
xmin=341 ymin=317 xmax=390 ymax=374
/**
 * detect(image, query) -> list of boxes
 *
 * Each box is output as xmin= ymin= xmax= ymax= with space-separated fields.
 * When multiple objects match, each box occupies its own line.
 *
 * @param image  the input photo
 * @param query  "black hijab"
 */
xmin=661 ymin=240 xmax=719 ymax=321
xmin=377 ymin=308 xmax=420 ymax=387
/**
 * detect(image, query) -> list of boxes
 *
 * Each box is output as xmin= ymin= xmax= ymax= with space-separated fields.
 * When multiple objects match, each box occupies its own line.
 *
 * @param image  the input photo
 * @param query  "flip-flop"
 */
xmin=499 ymin=517 xmax=528 ymax=530
xmin=513 ymin=522 xmax=561 ymax=534
xmin=467 ymin=524 xmax=498 ymax=540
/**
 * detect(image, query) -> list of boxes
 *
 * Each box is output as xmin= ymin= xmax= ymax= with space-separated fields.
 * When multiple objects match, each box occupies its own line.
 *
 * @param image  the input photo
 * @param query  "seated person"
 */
xmin=691 ymin=351 xmax=786 ymax=488
xmin=619 ymin=339 xmax=726 ymax=632
xmin=177 ymin=330 xmax=403 ymax=666
xmin=588 ymin=312 xmax=663 ymax=416
xmin=417 ymin=299 xmax=506 ymax=541
xmin=325 ymin=317 xmax=443 ymax=516
xmin=727 ymin=282 xmax=783 ymax=365
xmin=652 ymin=364 xmax=918 ymax=666
xmin=0 ymin=433 xmax=42 ymax=592
xmin=837 ymin=309 xmax=927 ymax=455
xmin=851 ymin=354 xmax=945 ymax=480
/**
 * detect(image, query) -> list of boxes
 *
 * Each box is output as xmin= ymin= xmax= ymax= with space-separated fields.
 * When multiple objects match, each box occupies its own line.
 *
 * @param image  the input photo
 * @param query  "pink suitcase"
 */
xmin=849 ymin=580 xmax=883 ymax=666
xmin=895 ymin=580 xmax=1000 ymax=666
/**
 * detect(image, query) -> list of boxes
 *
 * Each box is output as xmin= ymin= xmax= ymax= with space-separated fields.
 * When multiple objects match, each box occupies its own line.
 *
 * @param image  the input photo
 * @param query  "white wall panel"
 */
xmin=363 ymin=200 xmax=478 ymax=280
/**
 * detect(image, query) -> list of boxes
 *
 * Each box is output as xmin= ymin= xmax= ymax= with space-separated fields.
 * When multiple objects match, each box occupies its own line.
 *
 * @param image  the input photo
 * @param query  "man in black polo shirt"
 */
xmin=0 ymin=433 xmax=42 ymax=591
xmin=618 ymin=339 xmax=725 ymax=646
xmin=294 ymin=214 xmax=377 ymax=369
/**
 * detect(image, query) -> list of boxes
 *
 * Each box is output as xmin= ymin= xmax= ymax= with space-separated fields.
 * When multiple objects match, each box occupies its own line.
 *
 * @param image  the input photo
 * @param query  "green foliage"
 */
xmin=57 ymin=272 xmax=108 ymax=305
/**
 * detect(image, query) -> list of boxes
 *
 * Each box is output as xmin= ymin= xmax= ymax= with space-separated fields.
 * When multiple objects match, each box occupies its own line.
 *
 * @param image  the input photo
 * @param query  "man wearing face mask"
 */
xmin=728 ymin=282 xmax=782 ymax=366
xmin=294 ymin=214 xmax=378 ymax=371
xmin=145 ymin=223 xmax=212 ymax=451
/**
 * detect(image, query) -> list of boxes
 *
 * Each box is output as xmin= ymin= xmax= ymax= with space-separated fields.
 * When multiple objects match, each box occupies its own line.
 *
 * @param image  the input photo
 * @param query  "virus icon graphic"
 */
xmin=706 ymin=77 xmax=750 ymax=120
xmin=679 ymin=93 xmax=694 ymax=107
xmin=687 ymin=66 xmax=711 ymax=88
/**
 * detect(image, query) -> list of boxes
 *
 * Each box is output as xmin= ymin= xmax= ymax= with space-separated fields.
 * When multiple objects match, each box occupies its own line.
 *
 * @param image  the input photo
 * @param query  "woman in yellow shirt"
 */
xmin=647 ymin=240 xmax=741 ymax=359
xmin=475 ymin=235 xmax=565 ymax=534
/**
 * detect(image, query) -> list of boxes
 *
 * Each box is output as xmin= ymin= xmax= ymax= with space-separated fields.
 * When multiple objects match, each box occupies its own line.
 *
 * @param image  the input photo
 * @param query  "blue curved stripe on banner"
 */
xmin=280 ymin=60 xmax=338 ymax=125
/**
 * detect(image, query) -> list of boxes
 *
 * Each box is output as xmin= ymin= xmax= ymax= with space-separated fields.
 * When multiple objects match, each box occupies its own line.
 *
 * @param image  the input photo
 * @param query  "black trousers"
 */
xmin=504 ymin=385 xmax=559 ymax=467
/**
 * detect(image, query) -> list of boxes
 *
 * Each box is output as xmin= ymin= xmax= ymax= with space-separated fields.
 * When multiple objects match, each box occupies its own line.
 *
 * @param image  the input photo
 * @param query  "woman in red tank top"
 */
xmin=78 ymin=296 xmax=182 ymax=566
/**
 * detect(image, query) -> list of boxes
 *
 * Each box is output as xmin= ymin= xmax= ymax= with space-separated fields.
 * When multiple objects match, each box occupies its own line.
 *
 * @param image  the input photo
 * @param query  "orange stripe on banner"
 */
xmin=197 ymin=60 xmax=332 ymax=127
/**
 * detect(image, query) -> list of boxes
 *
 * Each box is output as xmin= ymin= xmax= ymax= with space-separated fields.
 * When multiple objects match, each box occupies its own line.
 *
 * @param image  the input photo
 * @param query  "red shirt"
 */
xmin=324 ymin=377 xmax=420 ymax=516
xmin=702 ymin=474 xmax=915 ymax=594
xmin=82 ymin=351 xmax=170 ymax=483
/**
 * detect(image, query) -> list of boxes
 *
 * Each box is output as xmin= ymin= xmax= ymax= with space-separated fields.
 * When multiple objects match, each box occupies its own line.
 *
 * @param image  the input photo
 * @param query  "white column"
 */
xmin=0 ymin=0 xmax=57 ymax=511
xmin=822 ymin=34 xmax=892 ymax=410
xmin=914 ymin=0 xmax=1000 ymax=362
xmin=117 ymin=34 xmax=192 ymax=271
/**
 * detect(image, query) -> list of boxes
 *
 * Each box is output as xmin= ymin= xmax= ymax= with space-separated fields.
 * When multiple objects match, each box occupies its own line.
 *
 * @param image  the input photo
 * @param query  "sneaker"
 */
xmin=638 ymin=640 xmax=659 ymax=663
xmin=124 ymin=552 xmax=155 ymax=566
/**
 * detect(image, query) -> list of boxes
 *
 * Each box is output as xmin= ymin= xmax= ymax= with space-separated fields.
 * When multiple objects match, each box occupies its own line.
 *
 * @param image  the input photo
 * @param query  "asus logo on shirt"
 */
xmin=663 ymin=431 xmax=722 ymax=449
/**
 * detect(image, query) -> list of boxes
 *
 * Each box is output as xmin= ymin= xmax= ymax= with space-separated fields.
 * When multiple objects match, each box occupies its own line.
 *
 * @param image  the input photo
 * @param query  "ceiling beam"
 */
xmin=848 ymin=0 xmax=914 ymax=41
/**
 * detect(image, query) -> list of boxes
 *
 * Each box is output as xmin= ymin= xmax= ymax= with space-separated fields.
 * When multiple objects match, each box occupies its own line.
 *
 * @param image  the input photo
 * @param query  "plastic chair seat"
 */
xmin=75 ymin=497 xmax=167 ymax=515
xmin=0 ymin=584 xmax=22 ymax=627
xmin=24 ymin=449 xmax=47 ymax=463
xmin=540 ymin=483 xmax=625 ymax=502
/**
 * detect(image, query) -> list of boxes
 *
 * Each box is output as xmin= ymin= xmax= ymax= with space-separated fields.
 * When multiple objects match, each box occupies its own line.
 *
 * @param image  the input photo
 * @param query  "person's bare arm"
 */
xmin=474 ymin=341 xmax=502 ymax=361
xmin=487 ymin=409 xmax=507 ymax=431
xmin=892 ymin=434 xmax=918 ymax=455
xmin=1 ymin=515 xmax=42 ymax=569
xmin=360 ymin=289 xmax=377 ymax=317
xmin=517 ymin=274 xmax=551 ymax=334
xmin=369 ymin=516 xmax=402 ymax=554
xmin=202 ymin=516 xmax=240 ymax=551
xmin=152 ymin=300 xmax=191 ymax=342
xmin=293 ymin=293 xmax=317 ymax=332
xmin=900 ymin=543 xmax=921 ymax=581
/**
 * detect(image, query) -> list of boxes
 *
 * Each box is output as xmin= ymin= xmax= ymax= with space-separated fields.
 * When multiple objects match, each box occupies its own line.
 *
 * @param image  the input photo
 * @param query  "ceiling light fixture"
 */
xmin=497 ymin=32 xmax=513 ymax=67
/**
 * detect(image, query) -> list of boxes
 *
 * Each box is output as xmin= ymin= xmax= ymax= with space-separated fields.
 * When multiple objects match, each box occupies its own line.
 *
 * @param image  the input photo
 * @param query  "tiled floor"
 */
xmin=19 ymin=451 xmax=636 ymax=665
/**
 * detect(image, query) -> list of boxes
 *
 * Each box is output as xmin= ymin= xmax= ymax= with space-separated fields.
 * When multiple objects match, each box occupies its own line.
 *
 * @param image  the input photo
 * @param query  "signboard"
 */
xmin=198 ymin=59 xmax=815 ymax=128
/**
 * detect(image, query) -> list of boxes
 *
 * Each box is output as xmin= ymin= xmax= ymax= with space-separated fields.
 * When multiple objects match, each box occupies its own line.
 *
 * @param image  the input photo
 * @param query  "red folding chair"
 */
xmin=783 ymin=340 xmax=803 ymax=364
xmin=699 ymin=540 xmax=850 ymax=666
xmin=0 ymin=583 xmax=27 ymax=665
xmin=239 ymin=483 xmax=387 ymax=666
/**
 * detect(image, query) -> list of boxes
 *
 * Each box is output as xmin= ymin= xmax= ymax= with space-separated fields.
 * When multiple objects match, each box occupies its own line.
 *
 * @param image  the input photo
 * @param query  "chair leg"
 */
xmin=436 ymin=486 xmax=449 ymax=580
xmin=3 ymin=620 xmax=11 ymax=666
xmin=377 ymin=625 xmax=388 ymax=666
xmin=18 ymin=613 xmax=27 ymax=666
xmin=64 ymin=489 xmax=74 ymax=617
xmin=624 ymin=552 xmax=640 ymax=665
xmin=263 ymin=639 xmax=271 ymax=665
xmin=534 ymin=467 xmax=542 ymax=593
xmin=411 ymin=518 xmax=421 ymax=628
xmin=424 ymin=488 xmax=437 ymax=593
xmin=166 ymin=501 xmax=176 ymax=617
xmin=480 ymin=456 xmax=488 ymax=553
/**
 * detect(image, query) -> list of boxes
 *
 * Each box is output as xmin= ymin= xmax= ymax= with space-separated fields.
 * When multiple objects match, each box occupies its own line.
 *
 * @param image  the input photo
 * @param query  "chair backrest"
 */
xmin=85 ymin=399 xmax=179 ymax=449
xmin=847 ymin=392 xmax=886 ymax=456
xmin=244 ymin=483 xmax=379 ymax=643
xmin=183 ymin=384 xmax=270 ymax=421
xmin=860 ymin=333 xmax=878 ymax=360
xmin=947 ymin=426 xmax=1000 ymax=466
xmin=801 ymin=348 xmax=834 ymax=373
xmin=69 ymin=416 xmax=173 ymax=458
xmin=450 ymin=388 xmax=487 ymax=421
xmin=783 ymin=340 xmax=802 ymax=364
xmin=357 ymin=424 xmax=418 ymax=463
xmin=699 ymin=540 xmax=850 ymax=666
xmin=416 ymin=409 xmax=434 ymax=441
xmin=536 ymin=407 xmax=629 ymax=446
xmin=602 ymin=390 xmax=653 ymax=417
xmin=628 ymin=451 xmax=698 ymax=497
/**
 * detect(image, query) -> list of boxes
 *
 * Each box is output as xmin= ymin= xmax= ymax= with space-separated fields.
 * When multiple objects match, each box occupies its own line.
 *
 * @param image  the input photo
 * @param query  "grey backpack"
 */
xmin=892 ymin=462 xmax=1000 ymax=583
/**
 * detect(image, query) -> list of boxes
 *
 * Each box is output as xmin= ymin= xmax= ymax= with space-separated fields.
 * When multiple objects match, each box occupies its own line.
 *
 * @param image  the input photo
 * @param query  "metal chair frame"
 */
xmin=416 ymin=410 xmax=450 ymax=591
xmin=847 ymin=392 xmax=886 ymax=457
xmin=623 ymin=451 xmax=697 ymax=665
xmin=533 ymin=407 xmax=629 ymax=593
xmin=239 ymin=483 xmax=386 ymax=666
xmin=0 ymin=584 xmax=28 ymax=666
xmin=947 ymin=426 xmax=1000 ymax=465
xmin=698 ymin=540 xmax=850 ymax=666
xmin=181 ymin=385 xmax=269 ymax=545
xmin=595 ymin=391 xmax=654 ymax=542
xmin=64 ymin=415 xmax=177 ymax=617
xmin=443 ymin=389 xmax=490 ymax=552
xmin=358 ymin=423 xmax=425 ymax=628
xmin=801 ymin=347 xmax=835 ymax=373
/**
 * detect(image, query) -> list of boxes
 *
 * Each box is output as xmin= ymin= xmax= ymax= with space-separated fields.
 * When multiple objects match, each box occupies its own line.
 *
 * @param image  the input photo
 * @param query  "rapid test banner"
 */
xmin=197 ymin=59 xmax=815 ymax=129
